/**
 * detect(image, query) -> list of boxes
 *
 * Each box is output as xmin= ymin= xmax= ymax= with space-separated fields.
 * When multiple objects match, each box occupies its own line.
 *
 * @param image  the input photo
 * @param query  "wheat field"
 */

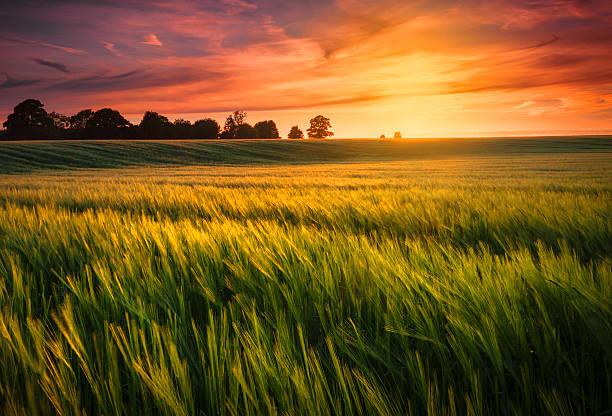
xmin=0 ymin=138 xmax=611 ymax=415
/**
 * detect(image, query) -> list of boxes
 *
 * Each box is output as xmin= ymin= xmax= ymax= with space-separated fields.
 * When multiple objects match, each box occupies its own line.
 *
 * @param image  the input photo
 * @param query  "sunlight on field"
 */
xmin=0 ymin=150 xmax=611 ymax=415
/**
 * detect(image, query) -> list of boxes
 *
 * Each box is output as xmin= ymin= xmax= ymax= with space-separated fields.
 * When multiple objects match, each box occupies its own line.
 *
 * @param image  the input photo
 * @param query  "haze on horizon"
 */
xmin=1 ymin=0 xmax=611 ymax=138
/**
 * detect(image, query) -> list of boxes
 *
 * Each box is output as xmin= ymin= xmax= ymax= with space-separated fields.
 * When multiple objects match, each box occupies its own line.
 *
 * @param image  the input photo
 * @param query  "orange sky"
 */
xmin=1 ymin=0 xmax=611 ymax=137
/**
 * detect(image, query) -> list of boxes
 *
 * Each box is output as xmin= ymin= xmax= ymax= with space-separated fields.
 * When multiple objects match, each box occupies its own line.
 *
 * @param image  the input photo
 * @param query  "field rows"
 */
xmin=0 ymin=151 xmax=611 ymax=415
xmin=0 ymin=136 xmax=610 ymax=173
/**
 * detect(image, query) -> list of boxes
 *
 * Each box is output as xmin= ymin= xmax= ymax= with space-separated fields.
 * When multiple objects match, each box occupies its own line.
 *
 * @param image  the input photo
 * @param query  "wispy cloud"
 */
xmin=141 ymin=34 xmax=162 ymax=46
xmin=6 ymin=36 xmax=85 ymax=54
xmin=101 ymin=41 xmax=120 ymax=54
xmin=514 ymin=100 xmax=536 ymax=110
xmin=0 ymin=73 xmax=40 ymax=89
xmin=32 ymin=58 xmax=70 ymax=73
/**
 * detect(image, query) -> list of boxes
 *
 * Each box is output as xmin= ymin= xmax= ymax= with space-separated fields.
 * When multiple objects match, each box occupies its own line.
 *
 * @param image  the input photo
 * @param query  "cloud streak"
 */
xmin=32 ymin=58 xmax=70 ymax=73
xmin=4 ymin=36 xmax=85 ymax=54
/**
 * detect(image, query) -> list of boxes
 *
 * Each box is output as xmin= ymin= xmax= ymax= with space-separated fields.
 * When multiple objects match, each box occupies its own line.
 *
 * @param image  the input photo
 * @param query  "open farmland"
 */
xmin=0 ymin=137 xmax=611 ymax=415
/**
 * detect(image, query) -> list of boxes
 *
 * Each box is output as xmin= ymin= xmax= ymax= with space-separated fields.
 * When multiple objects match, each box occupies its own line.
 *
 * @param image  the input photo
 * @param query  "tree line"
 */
xmin=0 ymin=99 xmax=334 ymax=140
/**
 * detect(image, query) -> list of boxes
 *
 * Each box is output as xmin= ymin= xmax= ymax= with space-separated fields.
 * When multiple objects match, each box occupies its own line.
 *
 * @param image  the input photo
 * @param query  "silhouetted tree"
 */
xmin=69 ymin=109 xmax=94 ymax=129
xmin=194 ymin=118 xmax=220 ymax=139
xmin=236 ymin=123 xmax=256 ymax=139
xmin=393 ymin=131 xmax=402 ymax=139
xmin=232 ymin=111 xmax=247 ymax=126
xmin=253 ymin=120 xmax=280 ymax=139
xmin=307 ymin=115 xmax=333 ymax=139
xmin=380 ymin=134 xmax=386 ymax=139
xmin=87 ymin=109 xmax=131 ymax=129
xmin=288 ymin=126 xmax=304 ymax=139
xmin=86 ymin=108 xmax=132 ymax=139
xmin=139 ymin=111 xmax=171 ymax=139
xmin=222 ymin=110 xmax=248 ymax=139
xmin=49 ymin=112 xmax=70 ymax=129
xmin=172 ymin=119 xmax=192 ymax=139
xmin=3 ymin=99 xmax=53 ymax=139
xmin=47 ymin=112 xmax=70 ymax=139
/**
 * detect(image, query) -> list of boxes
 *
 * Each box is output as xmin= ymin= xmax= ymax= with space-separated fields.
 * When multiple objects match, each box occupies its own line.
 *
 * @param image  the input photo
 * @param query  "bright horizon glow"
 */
xmin=1 ymin=0 xmax=611 ymax=138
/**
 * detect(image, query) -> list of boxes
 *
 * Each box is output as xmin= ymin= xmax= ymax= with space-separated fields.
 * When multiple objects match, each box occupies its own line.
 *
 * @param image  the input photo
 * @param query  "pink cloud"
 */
xmin=141 ymin=33 xmax=163 ymax=46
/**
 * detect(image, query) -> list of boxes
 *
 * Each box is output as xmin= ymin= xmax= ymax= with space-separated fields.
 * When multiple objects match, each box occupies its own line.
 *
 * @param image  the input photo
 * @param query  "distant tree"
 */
xmin=172 ymin=119 xmax=192 ymax=139
xmin=307 ymin=115 xmax=333 ymax=139
xmin=85 ymin=108 xmax=131 ymax=138
xmin=139 ymin=111 xmax=171 ymax=138
xmin=47 ymin=112 xmax=70 ymax=139
xmin=393 ymin=131 xmax=402 ymax=139
xmin=222 ymin=116 xmax=236 ymax=139
xmin=69 ymin=109 xmax=94 ymax=129
xmin=218 ymin=130 xmax=233 ymax=139
xmin=222 ymin=110 xmax=248 ymax=139
xmin=253 ymin=120 xmax=280 ymax=139
xmin=236 ymin=123 xmax=256 ymax=139
xmin=87 ymin=109 xmax=131 ymax=130
xmin=380 ymin=134 xmax=386 ymax=139
xmin=232 ymin=110 xmax=247 ymax=126
xmin=49 ymin=112 xmax=70 ymax=129
xmin=194 ymin=118 xmax=220 ymax=139
xmin=3 ymin=99 xmax=53 ymax=139
xmin=288 ymin=126 xmax=304 ymax=139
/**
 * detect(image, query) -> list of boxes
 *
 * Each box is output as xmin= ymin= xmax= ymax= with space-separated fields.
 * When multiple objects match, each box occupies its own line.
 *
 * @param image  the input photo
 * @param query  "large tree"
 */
xmin=221 ymin=110 xmax=247 ymax=139
xmin=288 ymin=126 xmax=304 ymax=139
xmin=236 ymin=123 xmax=256 ymax=139
xmin=69 ymin=109 xmax=94 ymax=129
xmin=253 ymin=120 xmax=280 ymax=139
xmin=86 ymin=108 xmax=131 ymax=130
xmin=173 ymin=119 xmax=192 ymax=139
xmin=194 ymin=118 xmax=220 ymax=139
xmin=307 ymin=115 xmax=333 ymax=139
xmin=139 ymin=111 xmax=171 ymax=138
xmin=49 ymin=112 xmax=70 ymax=129
xmin=3 ymin=99 xmax=53 ymax=139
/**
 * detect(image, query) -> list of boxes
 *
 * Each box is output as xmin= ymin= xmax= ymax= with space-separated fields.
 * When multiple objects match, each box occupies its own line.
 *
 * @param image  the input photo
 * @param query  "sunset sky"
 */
xmin=1 ymin=0 xmax=611 ymax=137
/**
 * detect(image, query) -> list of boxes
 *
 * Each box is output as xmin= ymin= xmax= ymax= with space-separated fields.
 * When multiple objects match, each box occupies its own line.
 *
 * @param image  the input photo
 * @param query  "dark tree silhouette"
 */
xmin=3 ymin=99 xmax=53 ymax=139
xmin=194 ymin=118 xmax=220 ymax=139
xmin=236 ymin=123 xmax=256 ymax=139
xmin=139 ymin=111 xmax=171 ymax=138
xmin=87 ymin=109 xmax=131 ymax=129
xmin=222 ymin=117 xmax=237 ymax=138
xmin=69 ymin=109 xmax=94 ymax=129
xmin=173 ymin=119 xmax=192 ymax=139
xmin=1 ymin=100 xmax=288 ymax=142
xmin=253 ymin=120 xmax=280 ymax=139
xmin=288 ymin=126 xmax=304 ymax=139
xmin=85 ymin=108 xmax=131 ymax=139
xmin=232 ymin=110 xmax=247 ymax=126
xmin=49 ymin=112 xmax=70 ymax=129
xmin=222 ymin=111 xmax=248 ymax=139
xmin=47 ymin=112 xmax=70 ymax=139
xmin=307 ymin=115 xmax=333 ymax=139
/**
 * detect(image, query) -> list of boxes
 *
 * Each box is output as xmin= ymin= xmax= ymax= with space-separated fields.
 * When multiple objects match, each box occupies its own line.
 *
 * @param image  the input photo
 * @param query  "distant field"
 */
xmin=0 ymin=136 xmax=610 ymax=173
xmin=0 ymin=139 xmax=611 ymax=415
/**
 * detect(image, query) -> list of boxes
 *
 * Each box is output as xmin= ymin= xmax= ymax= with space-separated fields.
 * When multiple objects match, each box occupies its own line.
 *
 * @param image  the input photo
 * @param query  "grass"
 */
xmin=0 ymin=136 xmax=610 ymax=173
xmin=0 ymin=138 xmax=611 ymax=415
